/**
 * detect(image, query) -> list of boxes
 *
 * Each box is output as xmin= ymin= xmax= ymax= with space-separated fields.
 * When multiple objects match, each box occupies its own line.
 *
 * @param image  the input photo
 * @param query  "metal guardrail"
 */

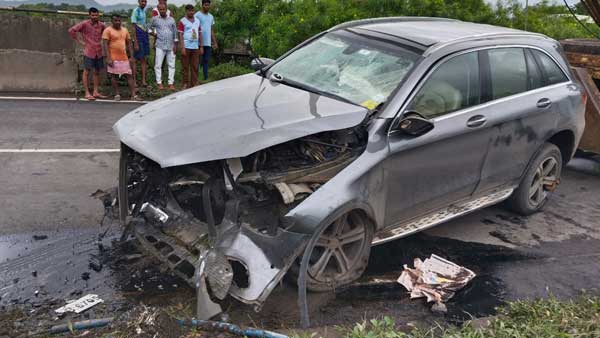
xmin=0 ymin=6 xmax=100 ymax=16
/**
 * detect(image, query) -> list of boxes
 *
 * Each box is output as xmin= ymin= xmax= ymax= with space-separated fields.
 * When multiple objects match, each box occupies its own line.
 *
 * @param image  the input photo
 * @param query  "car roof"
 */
xmin=330 ymin=17 xmax=547 ymax=51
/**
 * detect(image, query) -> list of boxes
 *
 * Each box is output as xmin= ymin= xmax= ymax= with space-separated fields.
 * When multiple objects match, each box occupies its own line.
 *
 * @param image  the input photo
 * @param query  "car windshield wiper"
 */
xmin=269 ymin=73 xmax=360 ymax=107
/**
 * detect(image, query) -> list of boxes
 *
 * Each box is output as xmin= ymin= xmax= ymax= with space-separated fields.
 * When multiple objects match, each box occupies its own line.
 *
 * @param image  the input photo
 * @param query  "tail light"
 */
xmin=582 ymin=91 xmax=588 ymax=106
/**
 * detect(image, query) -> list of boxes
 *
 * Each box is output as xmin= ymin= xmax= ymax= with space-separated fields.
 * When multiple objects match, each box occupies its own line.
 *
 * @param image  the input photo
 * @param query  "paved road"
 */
xmin=0 ymin=99 xmax=140 ymax=235
xmin=0 ymin=98 xmax=599 ymax=331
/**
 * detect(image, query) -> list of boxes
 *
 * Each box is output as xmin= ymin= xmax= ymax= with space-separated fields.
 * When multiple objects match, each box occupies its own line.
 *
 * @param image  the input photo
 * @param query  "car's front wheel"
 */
xmin=507 ymin=143 xmax=562 ymax=215
xmin=292 ymin=211 xmax=373 ymax=292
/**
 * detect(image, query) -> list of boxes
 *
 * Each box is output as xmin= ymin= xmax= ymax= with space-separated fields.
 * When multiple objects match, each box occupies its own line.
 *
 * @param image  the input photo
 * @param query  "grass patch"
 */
xmin=333 ymin=295 xmax=600 ymax=338
xmin=75 ymin=60 xmax=253 ymax=101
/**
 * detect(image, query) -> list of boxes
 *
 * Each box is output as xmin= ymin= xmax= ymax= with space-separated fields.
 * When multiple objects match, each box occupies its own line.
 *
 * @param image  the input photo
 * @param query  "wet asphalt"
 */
xmin=0 ymin=98 xmax=599 ymax=333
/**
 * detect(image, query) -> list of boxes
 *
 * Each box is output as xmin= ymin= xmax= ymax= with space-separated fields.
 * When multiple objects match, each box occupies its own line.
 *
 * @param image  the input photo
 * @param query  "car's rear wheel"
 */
xmin=507 ymin=143 xmax=562 ymax=215
xmin=292 ymin=211 xmax=373 ymax=292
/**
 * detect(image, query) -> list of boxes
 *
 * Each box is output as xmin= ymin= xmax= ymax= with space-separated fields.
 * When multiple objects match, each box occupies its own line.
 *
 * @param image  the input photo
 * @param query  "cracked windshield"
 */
xmin=269 ymin=31 xmax=419 ymax=109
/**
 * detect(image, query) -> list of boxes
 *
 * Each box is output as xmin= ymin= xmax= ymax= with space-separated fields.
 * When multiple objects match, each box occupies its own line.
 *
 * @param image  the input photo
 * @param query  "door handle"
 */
xmin=466 ymin=115 xmax=487 ymax=128
xmin=537 ymin=98 xmax=552 ymax=108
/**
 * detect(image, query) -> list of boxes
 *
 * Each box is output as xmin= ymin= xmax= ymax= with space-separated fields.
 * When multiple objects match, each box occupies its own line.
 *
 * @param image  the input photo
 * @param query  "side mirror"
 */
xmin=250 ymin=57 xmax=275 ymax=71
xmin=395 ymin=114 xmax=434 ymax=136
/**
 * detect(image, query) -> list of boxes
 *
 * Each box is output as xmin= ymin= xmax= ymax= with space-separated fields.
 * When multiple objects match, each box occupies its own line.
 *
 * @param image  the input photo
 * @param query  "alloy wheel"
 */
xmin=308 ymin=212 xmax=368 ymax=283
xmin=529 ymin=156 xmax=559 ymax=208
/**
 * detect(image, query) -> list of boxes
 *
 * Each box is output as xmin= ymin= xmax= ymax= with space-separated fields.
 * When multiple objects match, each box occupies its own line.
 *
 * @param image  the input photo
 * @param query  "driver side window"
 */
xmin=409 ymin=52 xmax=481 ymax=119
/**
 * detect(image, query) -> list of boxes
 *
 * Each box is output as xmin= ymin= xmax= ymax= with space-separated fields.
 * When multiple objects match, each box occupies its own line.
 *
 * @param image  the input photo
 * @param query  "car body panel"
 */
xmin=110 ymin=18 xmax=586 ymax=314
xmin=114 ymin=73 xmax=369 ymax=168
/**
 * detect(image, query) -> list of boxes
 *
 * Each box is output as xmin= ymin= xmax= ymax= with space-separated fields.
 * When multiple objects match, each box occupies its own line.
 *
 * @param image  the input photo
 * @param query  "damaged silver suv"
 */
xmin=112 ymin=17 xmax=585 ymax=317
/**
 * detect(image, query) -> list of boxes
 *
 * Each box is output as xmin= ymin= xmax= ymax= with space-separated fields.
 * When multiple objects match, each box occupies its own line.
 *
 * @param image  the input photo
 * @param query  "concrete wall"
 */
xmin=0 ymin=13 xmax=79 ymax=93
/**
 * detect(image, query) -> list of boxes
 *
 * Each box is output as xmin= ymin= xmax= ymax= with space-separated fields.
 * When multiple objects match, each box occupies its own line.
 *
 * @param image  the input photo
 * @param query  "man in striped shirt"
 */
xmin=149 ymin=3 xmax=177 ymax=90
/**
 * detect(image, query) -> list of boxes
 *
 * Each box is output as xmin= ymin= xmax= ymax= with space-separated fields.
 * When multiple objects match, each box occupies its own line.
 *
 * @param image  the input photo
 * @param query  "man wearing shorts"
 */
xmin=68 ymin=7 xmax=106 ymax=100
xmin=131 ymin=0 xmax=149 ymax=87
xmin=102 ymin=14 xmax=140 ymax=101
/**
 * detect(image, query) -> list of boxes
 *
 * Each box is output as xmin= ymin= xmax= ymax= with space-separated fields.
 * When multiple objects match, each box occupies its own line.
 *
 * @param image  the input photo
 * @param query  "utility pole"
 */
xmin=525 ymin=0 xmax=529 ymax=31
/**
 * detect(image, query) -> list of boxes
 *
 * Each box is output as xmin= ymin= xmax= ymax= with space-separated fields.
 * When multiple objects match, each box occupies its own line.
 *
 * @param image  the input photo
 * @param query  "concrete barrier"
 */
xmin=0 ymin=13 xmax=79 ymax=93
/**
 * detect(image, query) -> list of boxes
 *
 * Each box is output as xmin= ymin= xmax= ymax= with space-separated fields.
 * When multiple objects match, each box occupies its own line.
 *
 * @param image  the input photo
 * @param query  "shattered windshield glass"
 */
xmin=269 ymin=30 xmax=419 ymax=109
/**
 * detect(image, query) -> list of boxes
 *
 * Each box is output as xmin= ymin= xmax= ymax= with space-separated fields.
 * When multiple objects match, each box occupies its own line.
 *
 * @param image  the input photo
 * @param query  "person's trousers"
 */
xmin=155 ymin=48 xmax=175 ymax=85
xmin=181 ymin=48 xmax=200 ymax=87
xmin=201 ymin=46 xmax=212 ymax=80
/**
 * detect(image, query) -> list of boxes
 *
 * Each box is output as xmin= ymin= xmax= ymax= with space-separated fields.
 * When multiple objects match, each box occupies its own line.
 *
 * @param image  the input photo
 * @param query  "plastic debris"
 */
xmin=55 ymin=294 xmax=104 ymax=314
xmin=397 ymin=254 xmax=476 ymax=306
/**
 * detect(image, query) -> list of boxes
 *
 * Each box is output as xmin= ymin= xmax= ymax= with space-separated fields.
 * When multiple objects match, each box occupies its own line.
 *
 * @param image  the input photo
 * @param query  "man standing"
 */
xmin=68 ymin=7 xmax=106 ymax=101
xmin=151 ymin=0 xmax=171 ymax=17
xmin=130 ymin=0 xmax=149 ymax=87
xmin=149 ymin=3 xmax=177 ymax=90
xmin=178 ymin=4 xmax=203 ymax=88
xmin=102 ymin=14 xmax=140 ymax=101
xmin=195 ymin=0 xmax=218 ymax=81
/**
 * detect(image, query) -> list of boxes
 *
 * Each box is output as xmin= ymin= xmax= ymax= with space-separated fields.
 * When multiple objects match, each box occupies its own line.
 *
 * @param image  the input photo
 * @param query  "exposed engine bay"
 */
xmin=113 ymin=126 xmax=367 ymax=317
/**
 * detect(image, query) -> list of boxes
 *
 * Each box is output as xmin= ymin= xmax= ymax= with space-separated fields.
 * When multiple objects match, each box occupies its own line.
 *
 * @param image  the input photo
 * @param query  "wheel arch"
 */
xmin=547 ymin=129 xmax=576 ymax=165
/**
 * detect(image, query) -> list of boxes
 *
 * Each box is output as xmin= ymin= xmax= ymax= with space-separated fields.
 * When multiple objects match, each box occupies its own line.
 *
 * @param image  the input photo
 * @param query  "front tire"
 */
xmin=506 ymin=143 xmax=562 ymax=215
xmin=291 ymin=211 xmax=373 ymax=292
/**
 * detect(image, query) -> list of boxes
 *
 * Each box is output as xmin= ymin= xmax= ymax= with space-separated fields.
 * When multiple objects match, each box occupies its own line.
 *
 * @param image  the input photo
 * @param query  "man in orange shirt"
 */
xmin=102 ymin=14 xmax=141 ymax=101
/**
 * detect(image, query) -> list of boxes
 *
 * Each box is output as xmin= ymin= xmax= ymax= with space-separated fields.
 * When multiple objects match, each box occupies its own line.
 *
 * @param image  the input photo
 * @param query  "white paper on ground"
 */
xmin=55 ymin=294 xmax=104 ymax=314
xmin=397 ymin=254 xmax=476 ymax=304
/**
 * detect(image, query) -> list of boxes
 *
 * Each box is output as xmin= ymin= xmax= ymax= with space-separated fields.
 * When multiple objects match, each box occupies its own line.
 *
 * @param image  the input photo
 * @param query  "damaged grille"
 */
xmin=116 ymin=126 xmax=366 ymax=309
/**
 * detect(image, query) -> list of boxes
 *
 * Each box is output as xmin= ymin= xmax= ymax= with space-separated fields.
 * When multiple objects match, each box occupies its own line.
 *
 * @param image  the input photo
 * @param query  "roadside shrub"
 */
xmin=207 ymin=61 xmax=254 ymax=81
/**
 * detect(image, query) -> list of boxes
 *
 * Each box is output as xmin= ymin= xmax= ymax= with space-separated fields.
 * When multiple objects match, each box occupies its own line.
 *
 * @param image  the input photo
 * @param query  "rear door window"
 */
xmin=487 ymin=48 xmax=528 ymax=100
xmin=531 ymin=49 xmax=569 ymax=85
xmin=525 ymin=49 xmax=543 ymax=90
xmin=409 ymin=51 xmax=480 ymax=118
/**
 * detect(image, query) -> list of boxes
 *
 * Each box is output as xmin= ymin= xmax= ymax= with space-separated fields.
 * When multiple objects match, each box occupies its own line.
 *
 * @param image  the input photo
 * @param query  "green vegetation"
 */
xmin=207 ymin=0 xmax=600 ymax=59
xmin=334 ymin=295 xmax=600 ymax=338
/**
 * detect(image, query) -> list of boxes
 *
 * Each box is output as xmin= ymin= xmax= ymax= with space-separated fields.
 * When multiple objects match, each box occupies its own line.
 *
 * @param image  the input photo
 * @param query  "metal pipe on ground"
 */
xmin=178 ymin=319 xmax=289 ymax=338
xmin=48 ymin=317 xmax=113 ymax=334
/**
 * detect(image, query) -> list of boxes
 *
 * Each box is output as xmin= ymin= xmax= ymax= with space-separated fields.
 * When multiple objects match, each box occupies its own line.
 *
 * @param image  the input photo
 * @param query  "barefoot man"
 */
xmin=68 ymin=7 xmax=106 ymax=100
xmin=102 ymin=14 xmax=141 ymax=101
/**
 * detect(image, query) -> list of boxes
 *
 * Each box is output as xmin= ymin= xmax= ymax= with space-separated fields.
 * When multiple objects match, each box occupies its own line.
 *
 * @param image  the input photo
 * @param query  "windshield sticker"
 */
xmin=361 ymin=99 xmax=379 ymax=110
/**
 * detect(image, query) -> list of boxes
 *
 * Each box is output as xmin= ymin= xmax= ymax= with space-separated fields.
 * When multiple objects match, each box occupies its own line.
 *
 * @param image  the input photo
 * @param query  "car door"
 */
xmin=383 ymin=50 xmax=494 ymax=227
xmin=475 ymin=47 xmax=571 ymax=193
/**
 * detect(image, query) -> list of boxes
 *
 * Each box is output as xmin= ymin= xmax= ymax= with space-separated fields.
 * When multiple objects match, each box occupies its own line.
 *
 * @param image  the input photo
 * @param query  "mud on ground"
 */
xmin=1 ymin=160 xmax=600 ymax=337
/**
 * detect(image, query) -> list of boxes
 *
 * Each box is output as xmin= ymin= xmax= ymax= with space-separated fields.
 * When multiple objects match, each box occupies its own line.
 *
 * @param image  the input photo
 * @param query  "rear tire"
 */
xmin=506 ymin=143 xmax=562 ymax=215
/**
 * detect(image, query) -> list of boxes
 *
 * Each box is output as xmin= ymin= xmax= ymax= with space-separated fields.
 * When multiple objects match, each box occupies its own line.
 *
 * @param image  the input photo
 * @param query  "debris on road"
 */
xmin=55 ymin=294 xmax=103 ymax=314
xmin=397 ymin=254 xmax=476 ymax=307
xmin=178 ymin=318 xmax=289 ymax=338
xmin=32 ymin=235 xmax=48 ymax=241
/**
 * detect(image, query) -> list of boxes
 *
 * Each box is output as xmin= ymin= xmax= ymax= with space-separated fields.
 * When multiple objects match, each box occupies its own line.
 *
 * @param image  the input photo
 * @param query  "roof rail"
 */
xmin=424 ymin=32 xmax=551 ymax=56
xmin=328 ymin=16 xmax=459 ymax=32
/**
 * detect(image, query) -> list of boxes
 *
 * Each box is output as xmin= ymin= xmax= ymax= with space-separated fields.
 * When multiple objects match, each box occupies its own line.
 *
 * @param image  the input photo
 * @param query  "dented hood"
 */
xmin=114 ymin=73 xmax=369 ymax=167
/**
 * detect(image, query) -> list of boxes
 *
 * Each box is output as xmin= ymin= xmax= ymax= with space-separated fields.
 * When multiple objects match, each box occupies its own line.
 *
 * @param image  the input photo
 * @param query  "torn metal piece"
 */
xmin=274 ymin=183 xmax=313 ymax=204
xmin=397 ymin=254 xmax=476 ymax=304
xmin=196 ymin=259 xmax=223 ymax=320
xmin=55 ymin=294 xmax=103 ymax=314
xmin=216 ymin=226 xmax=308 ymax=309
xmin=204 ymin=250 xmax=234 ymax=300
xmin=140 ymin=203 xmax=169 ymax=223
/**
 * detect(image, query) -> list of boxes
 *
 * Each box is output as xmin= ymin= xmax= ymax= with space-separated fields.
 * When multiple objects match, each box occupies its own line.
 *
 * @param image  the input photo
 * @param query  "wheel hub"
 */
xmin=529 ymin=156 xmax=559 ymax=207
